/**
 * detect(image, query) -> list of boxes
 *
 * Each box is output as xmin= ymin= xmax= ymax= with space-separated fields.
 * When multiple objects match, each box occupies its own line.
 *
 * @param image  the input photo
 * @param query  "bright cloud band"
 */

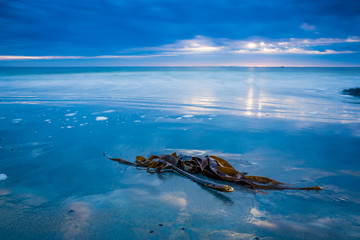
xmin=1 ymin=36 xmax=359 ymax=60
xmin=0 ymin=54 xmax=171 ymax=60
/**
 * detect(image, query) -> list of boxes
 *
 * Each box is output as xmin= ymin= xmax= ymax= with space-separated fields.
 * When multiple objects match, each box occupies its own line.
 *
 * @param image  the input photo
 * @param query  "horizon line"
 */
xmin=1 ymin=65 xmax=360 ymax=68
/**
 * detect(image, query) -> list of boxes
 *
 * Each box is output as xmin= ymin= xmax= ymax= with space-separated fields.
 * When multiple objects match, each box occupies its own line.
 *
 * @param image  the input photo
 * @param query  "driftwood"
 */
xmin=105 ymin=152 xmax=322 ymax=193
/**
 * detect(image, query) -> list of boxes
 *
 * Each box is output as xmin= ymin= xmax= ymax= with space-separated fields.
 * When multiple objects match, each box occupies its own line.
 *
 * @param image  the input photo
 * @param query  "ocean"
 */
xmin=0 ymin=67 xmax=360 ymax=239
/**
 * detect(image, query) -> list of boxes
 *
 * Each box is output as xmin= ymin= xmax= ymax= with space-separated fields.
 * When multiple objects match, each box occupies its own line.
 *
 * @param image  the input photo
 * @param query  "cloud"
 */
xmin=1 ymin=0 xmax=360 ymax=60
xmin=132 ymin=35 xmax=225 ymax=54
xmin=0 ymin=56 xmax=85 ymax=60
xmin=174 ymin=37 xmax=225 ymax=53
xmin=224 ymin=37 xmax=360 ymax=54
xmin=1 ymin=35 xmax=358 ymax=61
xmin=128 ymin=35 xmax=360 ymax=56
xmin=301 ymin=23 xmax=316 ymax=31
xmin=234 ymin=48 xmax=354 ymax=55
xmin=0 ymin=54 xmax=173 ymax=60
xmin=285 ymin=36 xmax=360 ymax=46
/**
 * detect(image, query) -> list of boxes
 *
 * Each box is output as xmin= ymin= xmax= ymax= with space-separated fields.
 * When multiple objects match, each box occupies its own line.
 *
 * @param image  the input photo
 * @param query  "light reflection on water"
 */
xmin=0 ymin=67 xmax=359 ymax=123
xmin=0 ymin=67 xmax=360 ymax=239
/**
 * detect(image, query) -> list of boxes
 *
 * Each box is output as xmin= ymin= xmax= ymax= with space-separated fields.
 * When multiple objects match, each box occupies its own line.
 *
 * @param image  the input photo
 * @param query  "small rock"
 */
xmin=149 ymin=230 xmax=154 ymax=233
xmin=0 ymin=174 xmax=8 ymax=181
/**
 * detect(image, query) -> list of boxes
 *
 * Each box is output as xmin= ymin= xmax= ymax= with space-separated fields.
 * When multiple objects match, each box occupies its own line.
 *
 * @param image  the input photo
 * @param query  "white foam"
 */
xmin=102 ymin=110 xmax=115 ymax=113
xmin=66 ymin=126 xmax=74 ymax=128
xmin=95 ymin=116 xmax=108 ymax=121
xmin=12 ymin=118 xmax=23 ymax=123
xmin=182 ymin=115 xmax=194 ymax=118
xmin=65 ymin=113 xmax=77 ymax=117
xmin=0 ymin=174 xmax=8 ymax=181
xmin=134 ymin=120 xmax=141 ymax=123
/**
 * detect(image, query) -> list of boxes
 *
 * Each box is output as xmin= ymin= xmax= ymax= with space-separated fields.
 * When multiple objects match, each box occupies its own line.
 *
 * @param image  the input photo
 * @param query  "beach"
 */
xmin=1 ymin=67 xmax=360 ymax=239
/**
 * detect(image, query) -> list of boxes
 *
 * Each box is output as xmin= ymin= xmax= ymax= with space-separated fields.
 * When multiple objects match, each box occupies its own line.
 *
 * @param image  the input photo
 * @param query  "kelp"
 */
xmin=105 ymin=153 xmax=322 ymax=193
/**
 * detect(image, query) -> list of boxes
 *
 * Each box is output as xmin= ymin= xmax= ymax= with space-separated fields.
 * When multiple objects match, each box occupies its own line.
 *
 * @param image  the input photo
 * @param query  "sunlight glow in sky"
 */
xmin=0 ymin=0 xmax=359 ymax=66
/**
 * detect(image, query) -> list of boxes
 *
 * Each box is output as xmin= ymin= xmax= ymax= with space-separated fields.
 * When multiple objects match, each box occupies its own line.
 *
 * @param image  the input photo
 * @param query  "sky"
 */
xmin=0 ymin=0 xmax=360 ymax=66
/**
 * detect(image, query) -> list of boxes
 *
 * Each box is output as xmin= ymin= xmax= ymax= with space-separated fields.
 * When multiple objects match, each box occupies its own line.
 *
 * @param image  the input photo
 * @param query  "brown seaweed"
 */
xmin=105 ymin=153 xmax=322 ymax=193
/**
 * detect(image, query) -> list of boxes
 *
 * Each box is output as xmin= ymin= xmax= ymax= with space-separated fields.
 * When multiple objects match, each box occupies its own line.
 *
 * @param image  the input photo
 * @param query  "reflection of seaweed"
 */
xmin=342 ymin=87 xmax=360 ymax=97
xmin=202 ymin=187 xmax=234 ymax=205
xmin=105 ymin=153 xmax=322 ymax=193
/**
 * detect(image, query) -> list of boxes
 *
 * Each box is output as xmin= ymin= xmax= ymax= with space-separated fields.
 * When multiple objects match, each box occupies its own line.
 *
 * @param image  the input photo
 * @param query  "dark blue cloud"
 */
xmin=0 ymin=0 xmax=359 ymax=65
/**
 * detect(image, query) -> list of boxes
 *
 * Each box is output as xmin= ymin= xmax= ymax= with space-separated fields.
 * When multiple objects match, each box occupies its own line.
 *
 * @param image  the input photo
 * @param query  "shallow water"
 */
xmin=0 ymin=67 xmax=360 ymax=239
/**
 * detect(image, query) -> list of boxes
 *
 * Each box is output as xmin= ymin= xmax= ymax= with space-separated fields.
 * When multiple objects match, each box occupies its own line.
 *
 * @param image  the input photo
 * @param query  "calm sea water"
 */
xmin=0 ymin=67 xmax=360 ymax=240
